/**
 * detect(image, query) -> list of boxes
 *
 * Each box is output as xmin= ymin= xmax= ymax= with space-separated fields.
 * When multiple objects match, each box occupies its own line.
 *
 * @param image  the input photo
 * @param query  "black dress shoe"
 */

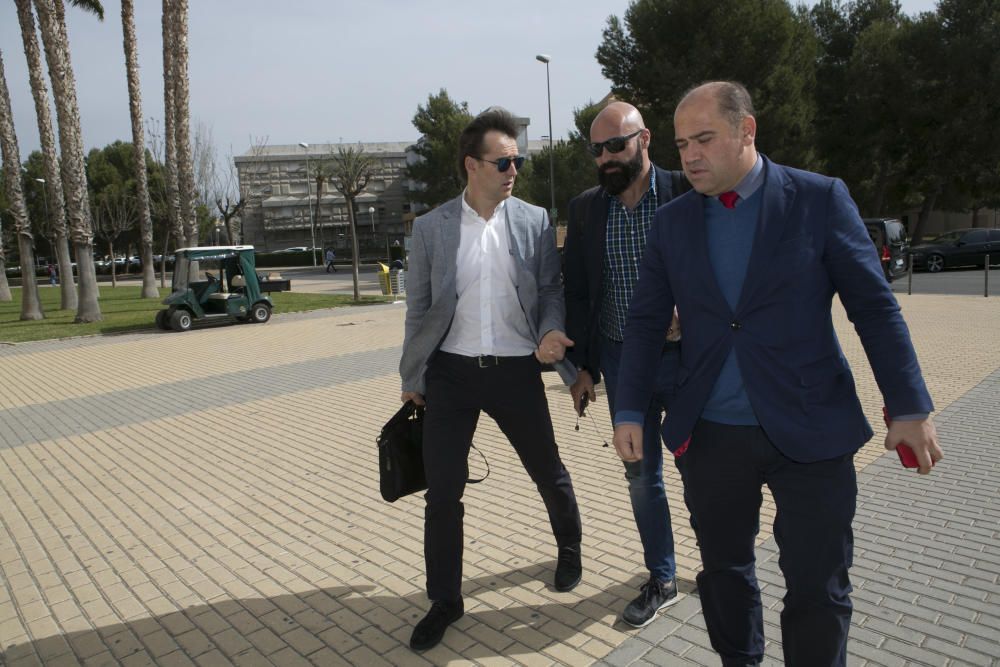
xmin=554 ymin=543 xmax=582 ymax=591
xmin=409 ymin=599 xmax=464 ymax=652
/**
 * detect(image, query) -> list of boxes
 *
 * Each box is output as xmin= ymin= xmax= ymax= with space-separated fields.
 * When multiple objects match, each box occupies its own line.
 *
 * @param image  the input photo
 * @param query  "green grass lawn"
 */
xmin=0 ymin=285 xmax=390 ymax=344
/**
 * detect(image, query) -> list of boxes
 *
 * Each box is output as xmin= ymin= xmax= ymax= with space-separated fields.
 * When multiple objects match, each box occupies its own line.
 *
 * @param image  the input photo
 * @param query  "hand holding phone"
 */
xmin=882 ymin=407 xmax=919 ymax=469
xmin=578 ymin=393 xmax=589 ymax=418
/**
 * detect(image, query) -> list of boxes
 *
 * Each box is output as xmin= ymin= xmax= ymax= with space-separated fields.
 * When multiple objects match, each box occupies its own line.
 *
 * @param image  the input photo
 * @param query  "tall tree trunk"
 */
xmin=911 ymin=189 xmax=939 ymax=245
xmin=161 ymin=0 xmax=184 ymax=248
xmin=0 ymin=48 xmax=44 ymax=320
xmin=171 ymin=0 xmax=198 ymax=247
xmin=870 ymin=160 xmax=890 ymax=218
xmin=0 ymin=256 xmax=11 ymax=301
xmin=120 ymin=0 xmax=157 ymax=298
xmin=315 ymin=176 xmax=326 ymax=250
xmin=15 ymin=0 xmax=76 ymax=311
xmin=346 ymin=199 xmax=361 ymax=301
xmin=108 ymin=240 xmax=117 ymax=288
xmin=34 ymin=0 xmax=101 ymax=322
xmin=0 ymin=217 xmax=11 ymax=300
xmin=160 ymin=231 xmax=170 ymax=288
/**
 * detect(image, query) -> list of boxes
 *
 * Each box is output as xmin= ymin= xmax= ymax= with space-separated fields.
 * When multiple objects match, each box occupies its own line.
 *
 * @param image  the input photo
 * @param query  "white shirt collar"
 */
xmin=461 ymin=189 xmax=507 ymax=221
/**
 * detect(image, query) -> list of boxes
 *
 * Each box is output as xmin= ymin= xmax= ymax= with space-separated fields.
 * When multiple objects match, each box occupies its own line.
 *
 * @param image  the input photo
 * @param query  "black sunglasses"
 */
xmin=477 ymin=155 xmax=526 ymax=172
xmin=587 ymin=129 xmax=644 ymax=157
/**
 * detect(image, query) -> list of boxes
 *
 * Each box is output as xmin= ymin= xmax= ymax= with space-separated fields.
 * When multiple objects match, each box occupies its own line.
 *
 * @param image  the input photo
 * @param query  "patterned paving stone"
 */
xmin=1 ymin=294 xmax=998 ymax=666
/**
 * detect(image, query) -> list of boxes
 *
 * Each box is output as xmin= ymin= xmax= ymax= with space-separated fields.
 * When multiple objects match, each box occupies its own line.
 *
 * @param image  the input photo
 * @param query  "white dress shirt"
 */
xmin=439 ymin=193 xmax=536 ymax=357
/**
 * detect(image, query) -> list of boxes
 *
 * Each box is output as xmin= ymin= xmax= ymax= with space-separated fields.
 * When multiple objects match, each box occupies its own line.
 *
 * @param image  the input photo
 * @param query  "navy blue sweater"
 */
xmin=701 ymin=188 xmax=763 ymax=425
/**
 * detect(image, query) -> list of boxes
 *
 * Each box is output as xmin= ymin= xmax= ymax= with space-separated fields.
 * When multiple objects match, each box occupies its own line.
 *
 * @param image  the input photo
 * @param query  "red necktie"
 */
xmin=719 ymin=191 xmax=739 ymax=209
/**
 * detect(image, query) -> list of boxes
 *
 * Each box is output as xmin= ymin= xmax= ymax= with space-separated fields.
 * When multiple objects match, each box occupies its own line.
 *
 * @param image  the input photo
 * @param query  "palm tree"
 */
xmin=0 ymin=48 xmax=44 ymax=320
xmin=14 ymin=0 xmax=76 ymax=311
xmin=331 ymin=144 xmax=375 ymax=301
xmin=120 ymin=0 xmax=157 ymax=297
xmin=161 ymin=0 xmax=183 ymax=248
xmin=168 ymin=0 xmax=198 ymax=247
xmin=0 ymin=232 xmax=10 ymax=301
xmin=33 ymin=0 xmax=102 ymax=322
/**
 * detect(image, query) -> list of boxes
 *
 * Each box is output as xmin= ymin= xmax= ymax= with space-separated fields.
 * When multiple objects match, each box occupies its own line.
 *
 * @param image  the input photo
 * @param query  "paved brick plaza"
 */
xmin=1 ymin=293 xmax=998 ymax=666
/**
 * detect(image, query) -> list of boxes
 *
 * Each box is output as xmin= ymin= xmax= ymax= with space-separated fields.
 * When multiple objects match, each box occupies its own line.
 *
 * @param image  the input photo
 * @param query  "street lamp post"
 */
xmin=368 ymin=206 xmax=377 ymax=259
xmin=298 ymin=142 xmax=317 ymax=266
xmin=535 ymin=54 xmax=556 ymax=223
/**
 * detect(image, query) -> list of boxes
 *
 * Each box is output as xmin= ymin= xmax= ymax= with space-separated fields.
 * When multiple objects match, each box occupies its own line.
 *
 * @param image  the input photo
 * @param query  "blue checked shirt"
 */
xmin=600 ymin=169 xmax=658 ymax=342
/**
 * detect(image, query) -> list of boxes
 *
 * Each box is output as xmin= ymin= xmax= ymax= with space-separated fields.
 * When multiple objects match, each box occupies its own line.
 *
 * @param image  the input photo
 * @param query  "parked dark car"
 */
xmin=910 ymin=228 xmax=1000 ymax=272
xmin=863 ymin=218 xmax=909 ymax=281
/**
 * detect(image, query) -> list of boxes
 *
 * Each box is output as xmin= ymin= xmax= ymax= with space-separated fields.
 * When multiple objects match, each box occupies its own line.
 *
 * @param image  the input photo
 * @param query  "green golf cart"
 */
xmin=155 ymin=245 xmax=285 ymax=332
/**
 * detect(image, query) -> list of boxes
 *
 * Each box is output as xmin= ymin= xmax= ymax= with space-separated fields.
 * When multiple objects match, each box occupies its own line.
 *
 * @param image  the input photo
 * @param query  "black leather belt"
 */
xmin=437 ymin=351 xmax=533 ymax=368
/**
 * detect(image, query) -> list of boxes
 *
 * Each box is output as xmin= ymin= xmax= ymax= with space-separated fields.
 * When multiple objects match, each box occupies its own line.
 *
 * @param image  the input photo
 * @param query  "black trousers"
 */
xmin=422 ymin=351 xmax=582 ymax=602
xmin=679 ymin=420 xmax=856 ymax=667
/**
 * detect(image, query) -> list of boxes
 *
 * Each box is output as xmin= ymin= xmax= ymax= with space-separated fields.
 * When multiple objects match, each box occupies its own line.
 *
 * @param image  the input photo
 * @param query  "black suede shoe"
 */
xmin=409 ymin=599 xmax=464 ymax=652
xmin=554 ymin=543 xmax=582 ymax=591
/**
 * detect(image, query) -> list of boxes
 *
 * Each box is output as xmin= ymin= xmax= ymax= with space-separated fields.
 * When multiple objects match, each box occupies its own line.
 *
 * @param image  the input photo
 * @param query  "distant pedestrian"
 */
xmin=47 ymin=263 xmax=58 ymax=286
xmin=325 ymin=248 xmax=337 ymax=273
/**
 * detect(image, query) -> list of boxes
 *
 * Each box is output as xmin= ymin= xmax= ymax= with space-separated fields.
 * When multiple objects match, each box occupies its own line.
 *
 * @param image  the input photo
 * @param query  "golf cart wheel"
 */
xmin=155 ymin=309 xmax=170 ymax=330
xmin=170 ymin=309 xmax=193 ymax=332
xmin=250 ymin=302 xmax=271 ymax=324
xmin=926 ymin=253 xmax=944 ymax=272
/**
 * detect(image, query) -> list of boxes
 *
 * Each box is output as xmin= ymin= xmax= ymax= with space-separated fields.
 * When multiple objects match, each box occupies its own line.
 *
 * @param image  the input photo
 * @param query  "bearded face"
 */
xmin=597 ymin=145 xmax=644 ymax=195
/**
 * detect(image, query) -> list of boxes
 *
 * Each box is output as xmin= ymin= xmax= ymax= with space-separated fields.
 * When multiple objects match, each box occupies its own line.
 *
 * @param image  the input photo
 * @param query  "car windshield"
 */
xmin=172 ymin=256 xmax=225 ymax=289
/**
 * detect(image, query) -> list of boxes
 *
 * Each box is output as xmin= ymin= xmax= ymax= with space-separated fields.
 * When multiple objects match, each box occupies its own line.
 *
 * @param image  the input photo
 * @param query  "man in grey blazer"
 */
xmin=399 ymin=108 xmax=583 ymax=652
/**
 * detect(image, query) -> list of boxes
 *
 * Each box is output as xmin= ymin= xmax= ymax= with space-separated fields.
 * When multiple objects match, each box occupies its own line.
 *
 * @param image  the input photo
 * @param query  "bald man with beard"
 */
xmin=563 ymin=102 xmax=691 ymax=628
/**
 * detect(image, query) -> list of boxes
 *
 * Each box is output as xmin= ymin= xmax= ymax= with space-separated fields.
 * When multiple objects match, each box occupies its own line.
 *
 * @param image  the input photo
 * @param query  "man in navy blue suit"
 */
xmin=612 ymin=81 xmax=943 ymax=666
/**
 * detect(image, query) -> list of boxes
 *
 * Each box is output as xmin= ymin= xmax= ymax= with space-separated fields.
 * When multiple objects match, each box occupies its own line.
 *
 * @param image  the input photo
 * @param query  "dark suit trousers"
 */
xmin=680 ymin=420 xmax=856 ymax=667
xmin=422 ymin=352 xmax=582 ymax=603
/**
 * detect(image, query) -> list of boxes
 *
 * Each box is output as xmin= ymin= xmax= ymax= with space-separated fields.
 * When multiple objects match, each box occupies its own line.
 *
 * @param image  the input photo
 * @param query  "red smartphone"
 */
xmin=882 ymin=407 xmax=920 ymax=469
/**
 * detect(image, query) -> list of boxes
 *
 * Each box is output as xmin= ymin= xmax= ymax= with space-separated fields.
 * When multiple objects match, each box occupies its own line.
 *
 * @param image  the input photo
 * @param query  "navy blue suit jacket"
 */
xmin=615 ymin=156 xmax=933 ymax=463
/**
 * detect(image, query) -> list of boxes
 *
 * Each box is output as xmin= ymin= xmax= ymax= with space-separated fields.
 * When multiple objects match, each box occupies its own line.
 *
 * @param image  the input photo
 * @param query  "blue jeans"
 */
xmin=601 ymin=336 xmax=679 ymax=582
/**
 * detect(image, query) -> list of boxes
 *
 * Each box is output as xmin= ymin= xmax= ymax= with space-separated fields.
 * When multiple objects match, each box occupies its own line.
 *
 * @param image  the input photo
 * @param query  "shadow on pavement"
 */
xmin=1 ymin=566 xmax=696 ymax=664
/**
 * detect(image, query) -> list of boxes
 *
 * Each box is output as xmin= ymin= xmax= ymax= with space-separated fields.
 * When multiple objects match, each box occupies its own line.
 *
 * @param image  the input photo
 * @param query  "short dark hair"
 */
xmin=681 ymin=81 xmax=756 ymax=128
xmin=456 ymin=107 xmax=519 ymax=182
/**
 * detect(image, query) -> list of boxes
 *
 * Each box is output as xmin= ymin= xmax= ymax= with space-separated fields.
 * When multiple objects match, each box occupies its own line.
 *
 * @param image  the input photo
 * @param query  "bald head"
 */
xmin=588 ymin=101 xmax=652 ymax=199
xmin=591 ymin=101 xmax=646 ymax=137
xmin=673 ymin=81 xmax=757 ymax=196
xmin=676 ymin=81 xmax=755 ymax=130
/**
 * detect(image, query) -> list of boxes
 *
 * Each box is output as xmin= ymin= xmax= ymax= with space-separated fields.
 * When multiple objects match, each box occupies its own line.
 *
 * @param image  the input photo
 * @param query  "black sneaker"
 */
xmin=554 ymin=543 xmax=582 ymax=591
xmin=622 ymin=576 xmax=678 ymax=628
xmin=409 ymin=599 xmax=464 ymax=652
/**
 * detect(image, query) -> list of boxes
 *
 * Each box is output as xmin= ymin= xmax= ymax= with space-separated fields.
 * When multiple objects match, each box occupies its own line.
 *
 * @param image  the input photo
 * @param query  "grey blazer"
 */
xmin=399 ymin=195 xmax=577 ymax=395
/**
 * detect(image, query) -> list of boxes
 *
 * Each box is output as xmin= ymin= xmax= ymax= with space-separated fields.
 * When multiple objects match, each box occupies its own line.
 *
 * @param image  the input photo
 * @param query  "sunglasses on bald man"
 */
xmin=477 ymin=155 xmax=526 ymax=172
xmin=587 ymin=129 xmax=644 ymax=158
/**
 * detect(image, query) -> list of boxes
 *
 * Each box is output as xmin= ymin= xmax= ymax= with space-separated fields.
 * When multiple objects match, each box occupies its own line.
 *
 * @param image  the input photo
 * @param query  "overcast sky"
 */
xmin=2 ymin=0 xmax=940 ymax=162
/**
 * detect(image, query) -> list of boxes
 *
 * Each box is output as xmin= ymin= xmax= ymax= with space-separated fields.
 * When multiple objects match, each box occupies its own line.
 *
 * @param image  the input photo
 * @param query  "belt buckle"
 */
xmin=478 ymin=355 xmax=498 ymax=368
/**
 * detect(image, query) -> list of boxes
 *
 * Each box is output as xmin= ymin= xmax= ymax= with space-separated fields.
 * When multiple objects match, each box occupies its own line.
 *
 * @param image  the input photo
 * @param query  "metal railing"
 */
xmin=905 ymin=252 xmax=991 ymax=297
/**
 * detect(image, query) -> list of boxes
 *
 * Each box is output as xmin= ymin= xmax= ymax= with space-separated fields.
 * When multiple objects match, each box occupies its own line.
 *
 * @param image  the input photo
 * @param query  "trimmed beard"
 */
xmin=597 ymin=148 xmax=643 ymax=195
